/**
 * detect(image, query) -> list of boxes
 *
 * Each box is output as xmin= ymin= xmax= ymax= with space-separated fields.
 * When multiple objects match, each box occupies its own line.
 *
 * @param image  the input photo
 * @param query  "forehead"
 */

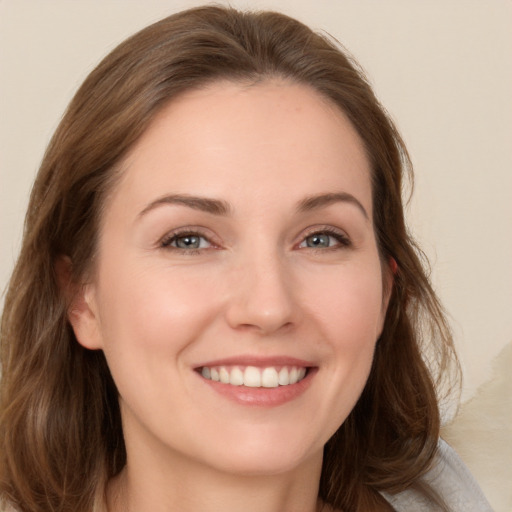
xmin=111 ymin=79 xmax=372 ymax=218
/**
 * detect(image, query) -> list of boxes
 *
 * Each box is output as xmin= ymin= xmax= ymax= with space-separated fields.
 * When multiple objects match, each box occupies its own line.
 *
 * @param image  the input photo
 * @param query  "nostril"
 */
xmin=233 ymin=320 xmax=294 ymax=335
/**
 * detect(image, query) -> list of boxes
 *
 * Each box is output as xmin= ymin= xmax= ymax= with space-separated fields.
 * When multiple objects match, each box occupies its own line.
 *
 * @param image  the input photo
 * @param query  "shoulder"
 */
xmin=382 ymin=439 xmax=494 ymax=511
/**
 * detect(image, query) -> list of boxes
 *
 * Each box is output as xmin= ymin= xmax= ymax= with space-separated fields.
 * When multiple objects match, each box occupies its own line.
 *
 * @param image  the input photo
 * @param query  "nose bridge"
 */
xmin=225 ymin=243 xmax=297 ymax=334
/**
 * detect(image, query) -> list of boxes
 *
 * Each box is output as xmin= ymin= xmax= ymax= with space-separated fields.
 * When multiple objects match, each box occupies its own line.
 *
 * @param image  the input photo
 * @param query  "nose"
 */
xmin=224 ymin=250 xmax=298 ymax=335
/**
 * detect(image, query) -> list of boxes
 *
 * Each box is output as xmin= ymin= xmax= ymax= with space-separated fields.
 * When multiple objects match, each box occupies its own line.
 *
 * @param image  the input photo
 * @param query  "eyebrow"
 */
xmin=297 ymin=192 xmax=369 ymax=219
xmin=138 ymin=191 xmax=368 ymax=220
xmin=138 ymin=194 xmax=232 ymax=218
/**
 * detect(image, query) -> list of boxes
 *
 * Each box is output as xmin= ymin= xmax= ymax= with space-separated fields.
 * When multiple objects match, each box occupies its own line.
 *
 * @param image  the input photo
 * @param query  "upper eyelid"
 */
xmin=302 ymin=225 xmax=347 ymax=235
xmin=157 ymin=224 xmax=352 ymax=249
xmin=297 ymin=225 xmax=350 ymax=241
xmin=159 ymin=227 xmax=218 ymax=248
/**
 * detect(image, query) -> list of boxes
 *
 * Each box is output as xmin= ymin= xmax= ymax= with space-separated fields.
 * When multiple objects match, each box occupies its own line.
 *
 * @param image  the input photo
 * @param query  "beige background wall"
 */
xmin=1 ymin=1 xmax=511 ymax=510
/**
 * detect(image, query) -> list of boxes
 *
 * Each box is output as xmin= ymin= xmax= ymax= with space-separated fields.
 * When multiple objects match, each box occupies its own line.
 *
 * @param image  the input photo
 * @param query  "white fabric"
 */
xmin=383 ymin=439 xmax=494 ymax=511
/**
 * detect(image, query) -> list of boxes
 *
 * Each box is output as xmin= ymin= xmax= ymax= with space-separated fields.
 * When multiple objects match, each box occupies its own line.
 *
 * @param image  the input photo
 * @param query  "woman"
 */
xmin=0 ymin=6 xmax=492 ymax=512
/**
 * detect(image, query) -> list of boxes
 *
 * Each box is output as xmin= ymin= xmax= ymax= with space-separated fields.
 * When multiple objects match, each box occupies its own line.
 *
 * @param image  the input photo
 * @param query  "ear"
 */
xmin=383 ymin=257 xmax=397 ymax=305
xmin=378 ymin=257 xmax=396 ymax=335
xmin=389 ymin=257 xmax=398 ymax=275
xmin=55 ymin=256 xmax=104 ymax=350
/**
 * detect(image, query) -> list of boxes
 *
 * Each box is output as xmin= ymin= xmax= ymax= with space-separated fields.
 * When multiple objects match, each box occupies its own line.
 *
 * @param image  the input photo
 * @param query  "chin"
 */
xmin=189 ymin=425 xmax=326 ymax=477
xmin=205 ymin=447 xmax=321 ymax=477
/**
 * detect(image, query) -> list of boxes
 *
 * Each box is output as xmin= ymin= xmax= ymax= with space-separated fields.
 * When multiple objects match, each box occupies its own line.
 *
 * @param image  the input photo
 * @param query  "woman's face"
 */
xmin=72 ymin=80 xmax=390 ymax=477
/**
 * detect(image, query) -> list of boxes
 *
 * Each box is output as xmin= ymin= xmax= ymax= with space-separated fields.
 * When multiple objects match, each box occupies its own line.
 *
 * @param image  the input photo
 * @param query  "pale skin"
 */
xmin=69 ymin=80 xmax=392 ymax=512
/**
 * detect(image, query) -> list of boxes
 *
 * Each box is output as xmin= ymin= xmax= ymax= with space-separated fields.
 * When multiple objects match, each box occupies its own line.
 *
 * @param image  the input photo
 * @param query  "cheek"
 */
xmin=94 ymin=260 xmax=221 ymax=363
xmin=93 ymin=261 xmax=225 ymax=431
xmin=303 ymin=261 xmax=384 ymax=394
xmin=305 ymin=262 xmax=385 ymax=345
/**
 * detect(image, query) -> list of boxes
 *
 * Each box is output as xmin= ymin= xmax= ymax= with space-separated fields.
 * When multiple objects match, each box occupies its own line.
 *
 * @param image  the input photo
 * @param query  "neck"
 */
xmin=107 ymin=444 xmax=325 ymax=512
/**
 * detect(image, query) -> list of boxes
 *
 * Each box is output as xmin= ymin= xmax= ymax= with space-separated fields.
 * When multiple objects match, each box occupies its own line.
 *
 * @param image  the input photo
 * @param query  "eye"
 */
xmin=161 ymin=232 xmax=212 ymax=250
xmin=298 ymin=229 xmax=351 ymax=250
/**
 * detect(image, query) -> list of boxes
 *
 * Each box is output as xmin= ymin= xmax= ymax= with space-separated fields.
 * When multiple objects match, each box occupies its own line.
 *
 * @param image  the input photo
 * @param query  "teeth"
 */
xmin=229 ymin=367 xmax=244 ymax=386
xmin=261 ymin=367 xmax=279 ymax=388
xmin=200 ymin=365 xmax=308 ymax=388
xmin=244 ymin=366 xmax=261 ymax=387
xmin=219 ymin=367 xmax=230 ymax=384
xmin=278 ymin=367 xmax=289 ymax=385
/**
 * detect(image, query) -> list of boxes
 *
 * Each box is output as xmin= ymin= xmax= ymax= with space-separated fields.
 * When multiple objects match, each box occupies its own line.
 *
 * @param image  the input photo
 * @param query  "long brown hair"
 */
xmin=0 ymin=6 xmax=459 ymax=511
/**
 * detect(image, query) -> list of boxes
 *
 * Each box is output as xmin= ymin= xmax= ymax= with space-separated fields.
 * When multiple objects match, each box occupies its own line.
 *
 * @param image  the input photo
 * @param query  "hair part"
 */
xmin=1 ymin=6 xmax=459 ymax=512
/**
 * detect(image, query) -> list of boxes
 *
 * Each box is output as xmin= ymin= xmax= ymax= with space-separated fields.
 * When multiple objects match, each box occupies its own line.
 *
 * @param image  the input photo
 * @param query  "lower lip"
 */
xmin=199 ymin=368 xmax=317 ymax=407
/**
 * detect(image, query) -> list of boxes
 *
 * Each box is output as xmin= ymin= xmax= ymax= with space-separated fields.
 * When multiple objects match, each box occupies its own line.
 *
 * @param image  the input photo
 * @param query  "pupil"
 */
xmin=308 ymin=234 xmax=329 ymax=247
xmin=177 ymin=236 xmax=199 ymax=249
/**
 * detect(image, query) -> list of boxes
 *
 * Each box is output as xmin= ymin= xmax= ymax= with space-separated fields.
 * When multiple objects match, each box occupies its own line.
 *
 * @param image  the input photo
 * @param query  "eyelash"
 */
xmin=160 ymin=229 xmax=215 ymax=254
xmin=159 ymin=227 xmax=351 ymax=254
xmin=298 ymin=227 xmax=352 ymax=251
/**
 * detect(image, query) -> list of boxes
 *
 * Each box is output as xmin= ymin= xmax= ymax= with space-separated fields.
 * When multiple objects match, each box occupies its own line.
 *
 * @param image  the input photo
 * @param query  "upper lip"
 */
xmin=194 ymin=355 xmax=316 ymax=369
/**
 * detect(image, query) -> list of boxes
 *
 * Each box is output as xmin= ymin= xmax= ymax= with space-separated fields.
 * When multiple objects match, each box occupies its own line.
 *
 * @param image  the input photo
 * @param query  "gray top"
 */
xmin=383 ymin=439 xmax=494 ymax=511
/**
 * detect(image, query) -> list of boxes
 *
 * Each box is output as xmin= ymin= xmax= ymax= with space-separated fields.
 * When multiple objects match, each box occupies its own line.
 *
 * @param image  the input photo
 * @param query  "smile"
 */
xmin=200 ymin=365 xmax=308 ymax=388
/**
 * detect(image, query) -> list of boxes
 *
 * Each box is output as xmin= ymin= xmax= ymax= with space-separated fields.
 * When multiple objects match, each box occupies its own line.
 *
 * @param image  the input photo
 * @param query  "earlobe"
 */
xmin=68 ymin=284 xmax=104 ymax=350
xmin=55 ymin=256 xmax=104 ymax=350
